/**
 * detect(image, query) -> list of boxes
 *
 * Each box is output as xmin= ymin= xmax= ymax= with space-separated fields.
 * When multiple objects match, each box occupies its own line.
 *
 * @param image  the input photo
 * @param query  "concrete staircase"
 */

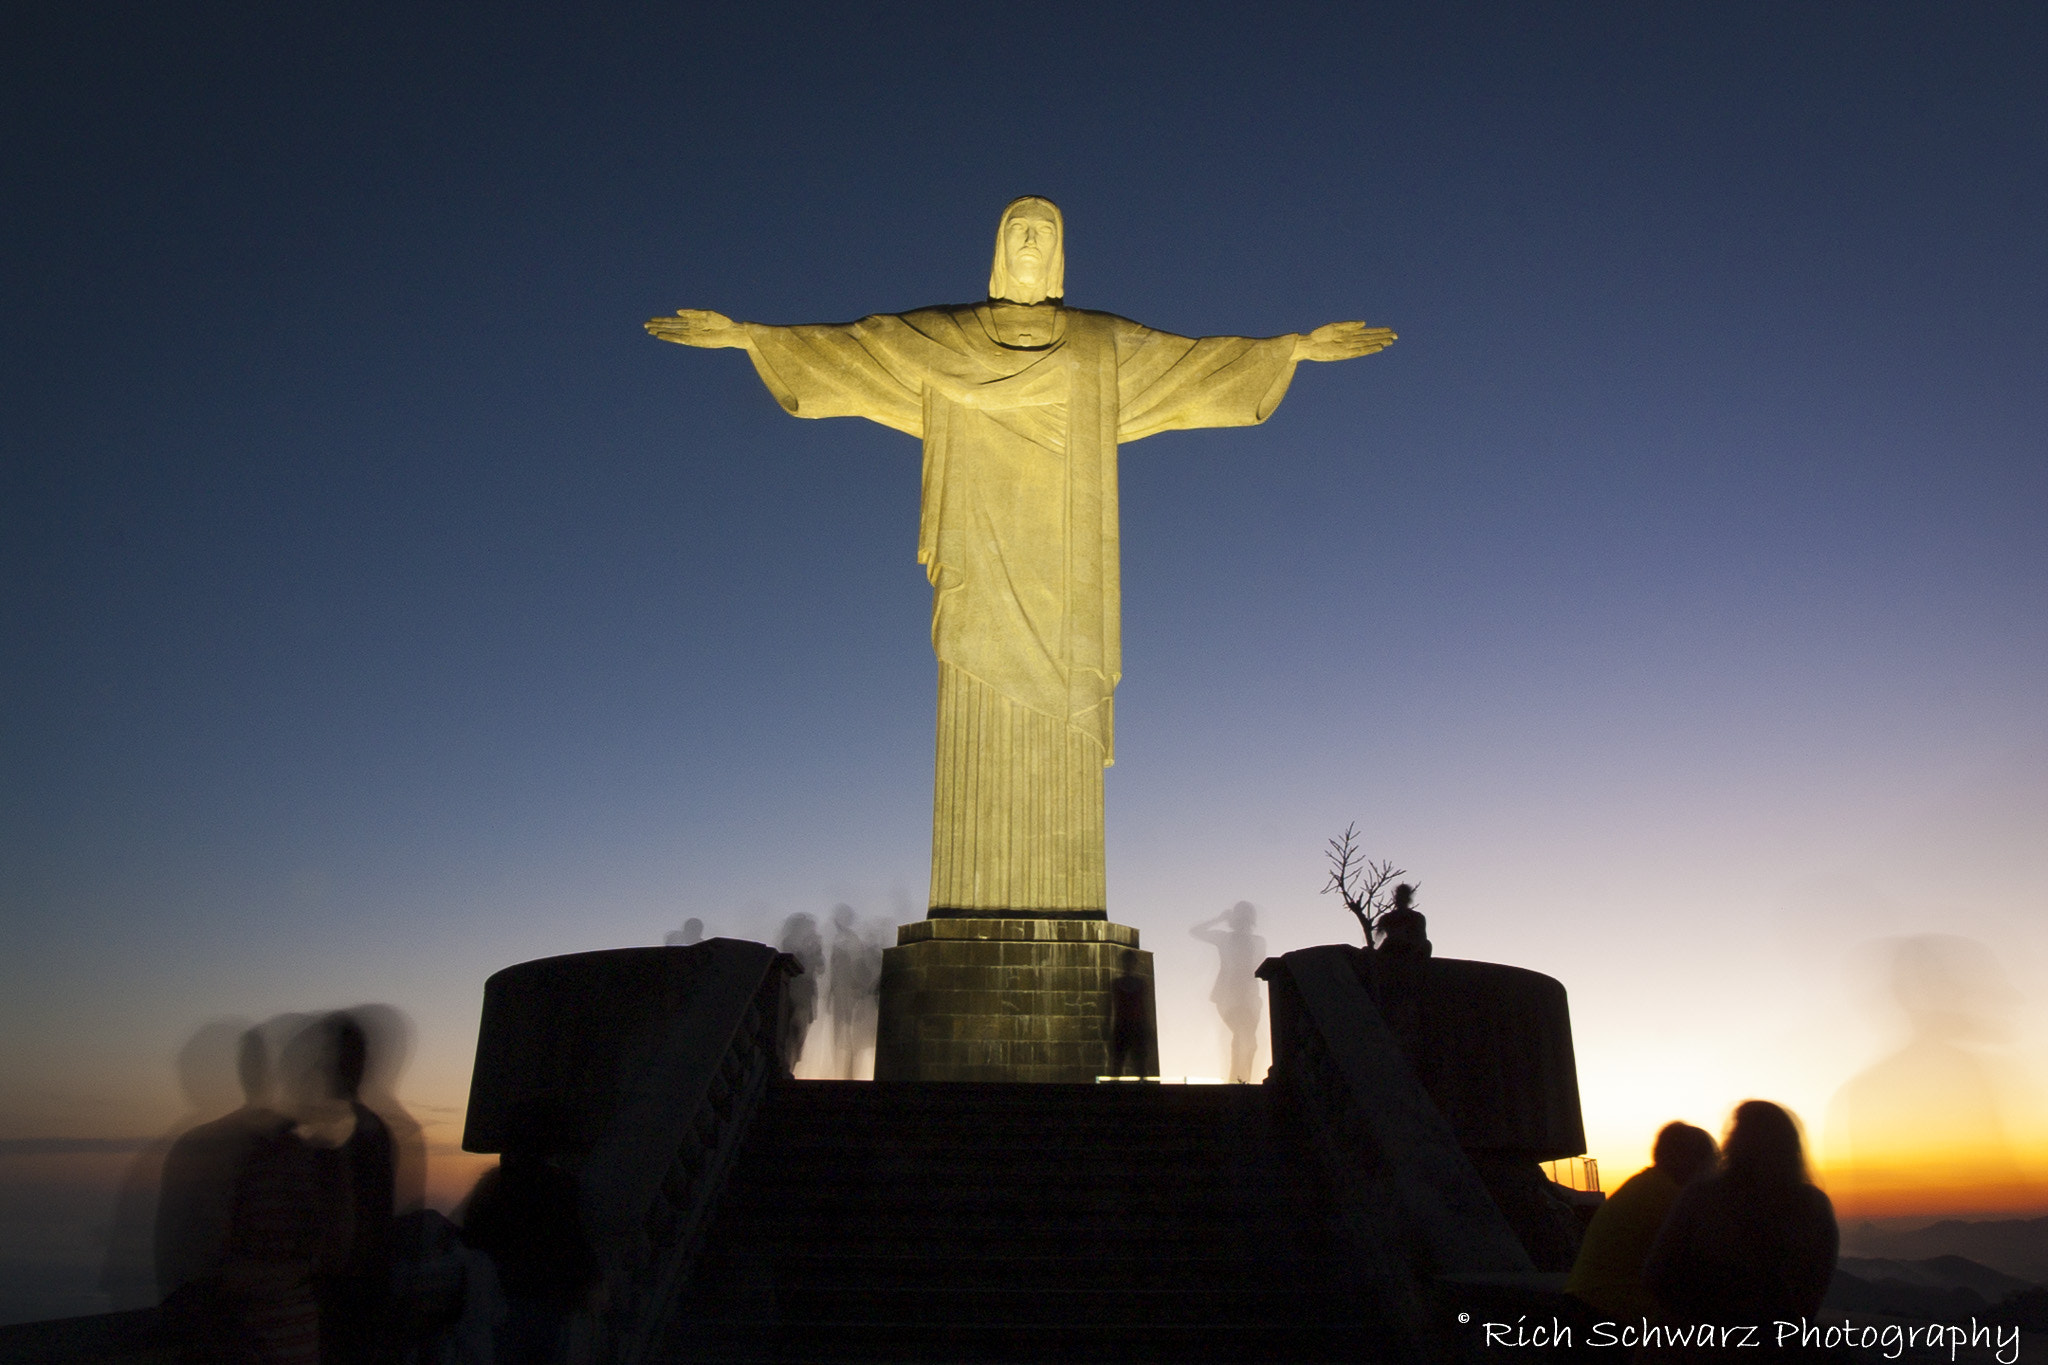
xmin=658 ymin=1079 xmax=1397 ymax=1363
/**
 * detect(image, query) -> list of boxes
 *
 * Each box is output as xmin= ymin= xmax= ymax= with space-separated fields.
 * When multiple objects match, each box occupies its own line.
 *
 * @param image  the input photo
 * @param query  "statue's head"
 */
xmin=988 ymin=196 xmax=1064 ymax=304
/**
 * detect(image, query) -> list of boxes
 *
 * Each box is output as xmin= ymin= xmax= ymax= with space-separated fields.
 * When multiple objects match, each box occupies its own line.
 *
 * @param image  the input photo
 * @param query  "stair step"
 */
xmin=665 ymin=1319 xmax=1393 ymax=1365
xmin=656 ymin=1080 xmax=1394 ymax=1363
xmin=682 ymin=1250 xmax=1343 ymax=1291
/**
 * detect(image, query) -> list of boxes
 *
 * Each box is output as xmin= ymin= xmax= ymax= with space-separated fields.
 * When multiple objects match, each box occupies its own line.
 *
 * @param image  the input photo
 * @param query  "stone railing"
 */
xmin=462 ymin=939 xmax=799 ymax=1365
xmin=1259 ymin=945 xmax=1534 ymax=1355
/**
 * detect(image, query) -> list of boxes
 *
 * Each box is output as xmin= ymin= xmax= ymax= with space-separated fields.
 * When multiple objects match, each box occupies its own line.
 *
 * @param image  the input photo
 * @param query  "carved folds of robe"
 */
xmin=742 ymin=303 xmax=1299 ymax=915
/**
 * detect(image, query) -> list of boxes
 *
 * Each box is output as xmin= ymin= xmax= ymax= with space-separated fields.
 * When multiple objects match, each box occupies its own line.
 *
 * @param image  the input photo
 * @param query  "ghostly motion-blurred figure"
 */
xmin=346 ymin=1004 xmax=426 ymax=1217
xmin=99 ymin=1018 xmax=254 ymax=1311
xmin=1191 ymin=902 xmax=1267 ymax=1082
xmin=826 ymin=905 xmax=884 ymax=1080
xmin=665 ymin=917 xmax=705 ymax=946
xmin=163 ymin=1015 xmax=357 ymax=1365
xmin=144 ymin=1026 xmax=277 ymax=1312
xmin=779 ymin=913 xmax=827 ymax=1064
xmin=1825 ymin=934 xmax=2034 ymax=1212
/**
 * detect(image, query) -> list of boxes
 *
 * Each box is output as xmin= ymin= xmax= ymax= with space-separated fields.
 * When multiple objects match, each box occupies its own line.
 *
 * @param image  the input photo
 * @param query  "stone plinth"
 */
xmin=1366 ymin=953 xmax=1585 ymax=1160
xmin=874 ymin=918 xmax=1157 ymax=1082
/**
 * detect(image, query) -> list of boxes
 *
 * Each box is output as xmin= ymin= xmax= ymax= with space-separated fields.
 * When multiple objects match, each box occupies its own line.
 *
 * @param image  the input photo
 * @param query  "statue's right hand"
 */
xmin=644 ymin=308 xmax=744 ymax=348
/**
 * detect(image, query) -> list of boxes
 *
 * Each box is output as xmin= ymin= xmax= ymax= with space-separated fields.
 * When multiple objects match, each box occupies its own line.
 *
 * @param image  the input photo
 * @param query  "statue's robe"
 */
xmin=741 ymin=302 xmax=1300 ymax=915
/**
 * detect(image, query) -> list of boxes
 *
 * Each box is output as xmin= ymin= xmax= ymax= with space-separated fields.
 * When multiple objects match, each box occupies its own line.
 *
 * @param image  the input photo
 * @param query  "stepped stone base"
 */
xmin=874 ymin=918 xmax=1158 ymax=1082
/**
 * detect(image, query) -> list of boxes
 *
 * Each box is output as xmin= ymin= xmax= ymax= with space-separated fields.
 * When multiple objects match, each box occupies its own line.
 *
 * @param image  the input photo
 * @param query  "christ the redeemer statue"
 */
xmin=648 ymin=197 xmax=1393 ymax=921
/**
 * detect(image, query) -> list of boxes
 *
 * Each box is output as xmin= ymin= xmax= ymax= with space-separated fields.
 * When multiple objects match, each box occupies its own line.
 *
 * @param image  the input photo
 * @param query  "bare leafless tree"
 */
xmin=1323 ymin=822 xmax=1410 ymax=946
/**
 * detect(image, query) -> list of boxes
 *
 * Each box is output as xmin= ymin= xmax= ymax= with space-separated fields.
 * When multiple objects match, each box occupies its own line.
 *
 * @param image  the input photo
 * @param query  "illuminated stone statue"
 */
xmin=647 ymin=197 xmax=1393 ymax=920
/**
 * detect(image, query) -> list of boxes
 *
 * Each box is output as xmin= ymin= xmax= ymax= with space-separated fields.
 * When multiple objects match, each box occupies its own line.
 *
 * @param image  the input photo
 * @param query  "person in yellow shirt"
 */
xmin=1566 ymin=1121 xmax=1718 ymax=1318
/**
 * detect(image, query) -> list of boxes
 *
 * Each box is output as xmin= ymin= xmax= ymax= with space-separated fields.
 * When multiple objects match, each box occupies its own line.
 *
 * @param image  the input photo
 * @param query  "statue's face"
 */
xmin=1002 ymin=210 xmax=1060 ymax=290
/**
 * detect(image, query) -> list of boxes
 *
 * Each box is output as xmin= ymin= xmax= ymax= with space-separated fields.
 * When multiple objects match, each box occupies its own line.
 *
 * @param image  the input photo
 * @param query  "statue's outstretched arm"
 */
xmin=644 ymin=308 xmax=751 ymax=349
xmin=1293 ymin=321 xmax=1396 ymax=363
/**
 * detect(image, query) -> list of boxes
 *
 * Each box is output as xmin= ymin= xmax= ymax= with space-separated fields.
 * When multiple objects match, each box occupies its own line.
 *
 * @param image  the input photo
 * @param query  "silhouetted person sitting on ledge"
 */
xmin=1375 ymin=883 xmax=1429 ymax=958
xmin=461 ymin=1100 xmax=599 ymax=1365
xmin=1362 ymin=885 xmax=1431 ymax=1060
xmin=1645 ymin=1100 xmax=1838 ymax=1329
xmin=1566 ymin=1120 xmax=1717 ymax=1318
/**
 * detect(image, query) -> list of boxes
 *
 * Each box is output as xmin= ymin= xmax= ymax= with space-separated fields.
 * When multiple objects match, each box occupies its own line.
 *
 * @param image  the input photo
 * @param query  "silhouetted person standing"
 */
xmin=825 ymin=904 xmax=883 ymax=1080
xmin=1107 ymin=950 xmax=1153 ymax=1079
xmin=1645 ymin=1101 xmax=1838 ymax=1328
xmin=175 ymin=1018 xmax=358 ymax=1365
xmin=102 ymin=1020 xmax=254 ymax=1312
xmin=461 ymin=1101 xmax=598 ymax=1365
xmin=311 ymin=1013 xmax=398 ymax=1365
xmin=665 ymin=917 xmax=705 ymax=947
xmin=348 ymin=1005 xmax=427 ymax=1220
xmin=153 ymin=1029 xmax=277 ymax=1307
xmin=1190 ymin=902 xmax=1265 ymax=1082
xmin=1566 ymin=1121 xmax=1717 ymax=1318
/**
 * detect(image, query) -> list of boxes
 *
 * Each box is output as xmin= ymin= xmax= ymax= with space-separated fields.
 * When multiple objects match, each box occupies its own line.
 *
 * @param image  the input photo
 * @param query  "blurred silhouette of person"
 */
xmin=151 ymin=1027 xmax=280 ymax=1316
xmin=778 ymin=913 xmax=826 ymax=1065
xmin=100 ymin=1018 xmax=253 ymax=1311
xmin=664 ymin=917 xmax=705 ymax=947
xmin=1565 ymin=1121 xmax=1717 ymax=1318
xmin=1190 ymin=902 xmax=1266 ymax=1082
xmin=299 ymin=1012 xmax=399 ymax=1365
xmin=1645 ymin=1101 xmax=1838 ymax=1326
xmin=1825 ymin=935 xmax=2030 ymax=1211
xmin=461 ymin=1099 xmax=597 ymax=1365
xmin=163 ymin=1017 xmax=356 ymax=1365
xmin=825 ymin=904 xmax=884 ymax=1079
xmin=1107 ymin=950 xmax=1153 ymax=1079
xmin=348 ymin=1004 xmax=426 ymax=1220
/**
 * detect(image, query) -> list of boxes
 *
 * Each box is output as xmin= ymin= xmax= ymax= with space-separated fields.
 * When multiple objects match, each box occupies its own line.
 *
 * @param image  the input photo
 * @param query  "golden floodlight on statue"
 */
xmin=646 ymin=198 xmax=1395 ymax=1081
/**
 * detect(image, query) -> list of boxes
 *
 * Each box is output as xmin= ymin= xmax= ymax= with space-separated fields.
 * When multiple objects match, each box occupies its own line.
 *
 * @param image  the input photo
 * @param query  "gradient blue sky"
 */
xmin=4 ymin=1 xmax=2047 ymax=1311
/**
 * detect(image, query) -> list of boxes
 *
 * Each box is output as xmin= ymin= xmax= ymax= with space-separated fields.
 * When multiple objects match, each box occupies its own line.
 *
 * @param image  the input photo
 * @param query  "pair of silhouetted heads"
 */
xmin=1654 ymin=1101 xmax=1811 ymax=1188
xmin=212 ymin=1012 xmax=367 ymax=1114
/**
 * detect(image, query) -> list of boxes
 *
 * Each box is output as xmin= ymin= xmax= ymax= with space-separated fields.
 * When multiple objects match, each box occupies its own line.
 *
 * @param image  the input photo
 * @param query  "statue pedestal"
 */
xmin=874 ymin=918 xmax=1157 ymax=1082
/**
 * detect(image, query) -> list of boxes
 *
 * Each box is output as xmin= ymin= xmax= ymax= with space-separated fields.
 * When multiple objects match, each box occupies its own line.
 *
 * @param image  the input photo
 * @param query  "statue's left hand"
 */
xmin=1294 ymin=322 xmax=1396 ymax=362
xmin=644 ymin=308 xmax=748 ymax=348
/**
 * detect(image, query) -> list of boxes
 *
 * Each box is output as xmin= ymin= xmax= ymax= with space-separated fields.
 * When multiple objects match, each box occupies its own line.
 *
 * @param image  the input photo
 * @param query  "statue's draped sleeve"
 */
xmin=1111 ymin=318 xmax=1299 ymax=443
xmin=739 ymin=313 xmax=995 ymax=438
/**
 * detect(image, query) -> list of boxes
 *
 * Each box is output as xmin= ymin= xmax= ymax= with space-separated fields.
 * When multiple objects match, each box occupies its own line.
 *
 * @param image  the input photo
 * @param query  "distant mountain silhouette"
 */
xmin=1841 ymin=1217 xmax=2048 ymax=1286
xmin=1838 ymin=1255 xmax=2034 ymax=1299
xmin=1826 ymin=1253 xmax=2039 ymax=1323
